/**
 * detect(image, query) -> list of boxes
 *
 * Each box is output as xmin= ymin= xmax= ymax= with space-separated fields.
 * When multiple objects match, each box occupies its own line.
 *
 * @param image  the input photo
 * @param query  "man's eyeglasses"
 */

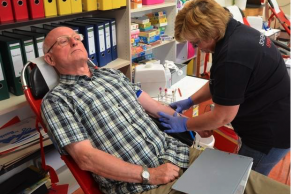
xmin=46 ymin=34 xmax=84 ymax=53
xmin=191 ymin=40 xmax=201 ymax=48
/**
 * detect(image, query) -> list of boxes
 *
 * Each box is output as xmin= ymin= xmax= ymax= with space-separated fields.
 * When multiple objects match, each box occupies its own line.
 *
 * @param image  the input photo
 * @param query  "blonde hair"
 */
xmin=175 ymin=0 xmax=231 ymax=42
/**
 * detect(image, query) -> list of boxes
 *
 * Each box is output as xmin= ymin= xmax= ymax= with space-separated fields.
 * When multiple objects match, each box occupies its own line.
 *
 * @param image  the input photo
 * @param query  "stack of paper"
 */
xmin=0 ymin=117 xmax=52 ymax=170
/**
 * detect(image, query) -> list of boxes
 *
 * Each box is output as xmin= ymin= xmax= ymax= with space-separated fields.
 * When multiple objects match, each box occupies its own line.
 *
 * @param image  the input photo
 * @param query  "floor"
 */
xmin=269 ymin=151 xmax=290 ymax=185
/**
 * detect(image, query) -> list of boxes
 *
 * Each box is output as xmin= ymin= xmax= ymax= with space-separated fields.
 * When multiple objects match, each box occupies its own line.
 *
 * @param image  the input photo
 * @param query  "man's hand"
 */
xmin=169 ymin=97 xmax=194 ymax=113
xmin=158 ymin=112 xmax=188 ymax=133
xmin=148 ymin=163 xmax=180 ymax=185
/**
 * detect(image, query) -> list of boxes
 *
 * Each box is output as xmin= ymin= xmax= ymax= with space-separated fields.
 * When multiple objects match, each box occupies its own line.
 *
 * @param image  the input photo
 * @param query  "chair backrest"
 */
xmin=21 ymin=57 xmax=102 ymax=194
xmin=227 ymin=5 xmax=250 ymax=26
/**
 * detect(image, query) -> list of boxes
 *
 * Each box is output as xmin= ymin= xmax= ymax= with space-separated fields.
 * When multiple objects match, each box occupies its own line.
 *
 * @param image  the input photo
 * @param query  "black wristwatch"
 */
xmin=141 ymin=165 xmax=150 ymax=184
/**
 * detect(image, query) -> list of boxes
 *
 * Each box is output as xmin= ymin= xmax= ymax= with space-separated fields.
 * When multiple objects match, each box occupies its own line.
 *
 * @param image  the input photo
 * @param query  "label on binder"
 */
xmin=105 ymin=23 xmax=111 ymax=49
xmin=88 ymin=27 xmax=96 ymax=55
xmin=98 ymin=26 xmax=105 ymax=52
xmin=36 ymin=37 xmax=44 ymax=57
xmin=0 ymin=62 xmax=3 ymax=81
xmin=10 ymin=43 xmax=23 ymax=77
xmin=24 ymin=40 xmax=36 ymax=61
xmin=112 ymin=21 xmax=117 ymax=46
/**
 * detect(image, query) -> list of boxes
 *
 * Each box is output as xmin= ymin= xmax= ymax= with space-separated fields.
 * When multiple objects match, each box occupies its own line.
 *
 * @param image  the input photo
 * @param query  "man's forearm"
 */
xmin=66 ymin=140 xmax=180 ymax=185
xmin=67 ymin=142 xmax=144 ymax=183
xmin=138 ymin=91 xmax=176 ymax=118
xmin=84 ymin=148 xmax=144 ymax=182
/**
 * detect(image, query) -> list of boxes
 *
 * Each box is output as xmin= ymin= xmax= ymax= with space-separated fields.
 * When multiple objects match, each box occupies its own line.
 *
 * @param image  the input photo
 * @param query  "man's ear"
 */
xmin=44 ymin=53 xmax=55 ymax=67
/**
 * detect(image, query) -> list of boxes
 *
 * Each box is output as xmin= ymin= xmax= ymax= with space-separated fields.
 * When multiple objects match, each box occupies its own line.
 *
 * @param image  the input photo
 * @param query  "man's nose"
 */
xmin=69 ymin=37 xmax=78 ymax=47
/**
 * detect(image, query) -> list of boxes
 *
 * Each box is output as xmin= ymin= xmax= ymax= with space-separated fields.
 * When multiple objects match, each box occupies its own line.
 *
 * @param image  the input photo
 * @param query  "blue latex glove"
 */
xmin=169 ymin=97 xmax=194 ymax=113
xmin=158 ymin=112 xmax=188 ymax=133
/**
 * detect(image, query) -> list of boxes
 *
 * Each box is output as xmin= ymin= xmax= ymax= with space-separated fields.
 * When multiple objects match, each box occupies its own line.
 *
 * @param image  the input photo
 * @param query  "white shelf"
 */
xmin=131 ymin=2 xmax=176 ymax=13
xmin=102 ymin=58 xmax=131 ymax=70
xmin=151 ymin=39 xmax=175 ymax=49
xmin=176 ymin=55 xmax=196 ymax=64
xmin=0 ymin=94 xmax=27 ymax=116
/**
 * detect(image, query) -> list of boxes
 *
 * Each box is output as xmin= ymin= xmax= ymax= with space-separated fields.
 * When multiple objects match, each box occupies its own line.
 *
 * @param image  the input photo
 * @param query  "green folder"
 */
xmin=2 ymin=31 xmax=37 ymax=64
xmin=0 ymin=53 xmax=10 ymax=101
xmin=12 ymin=29 xmax=45 ymax=57
xmin=2 ymin=31 xmax=37 ymax=87
xmin=0 ymin=35 xmax=25 ymax=96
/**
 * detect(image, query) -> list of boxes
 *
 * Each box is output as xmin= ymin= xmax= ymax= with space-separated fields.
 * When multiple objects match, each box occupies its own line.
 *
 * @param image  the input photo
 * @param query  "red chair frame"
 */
xmin=267 ymin=0 xmax=290 ymax=36
xmin=21 ymin=60 xmax=102 ymax=194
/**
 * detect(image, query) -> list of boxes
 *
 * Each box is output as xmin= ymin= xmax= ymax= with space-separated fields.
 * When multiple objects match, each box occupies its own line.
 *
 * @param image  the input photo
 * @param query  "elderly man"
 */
xmin=41 ymin=27 xmax=289 ymax=194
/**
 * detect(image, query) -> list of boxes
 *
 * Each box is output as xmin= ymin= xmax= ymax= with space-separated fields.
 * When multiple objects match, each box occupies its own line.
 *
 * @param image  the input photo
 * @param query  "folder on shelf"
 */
xmin=2 ymin=31 xmax=37 ymax=64
xmin=11 ymin=0 xmax=29 ymax=21
xmin=82 ymin=0 xmax=97 ymax=11
xmin=43 ymin=0 xmax=57 ymax=17
xmin=12 ymin=29 xmax=45 ymax=57
xmin=0 ymin=53 xmax=10 ymax=101
xmin=70 ymin=0 xmax=82 ymax=13
xmin=56 ymin=0 xmax=71 ymax=15
xmin=43 ymin=24 xmax=57 ymax=30
xmin=0 ymin=36 xmax=25 ymax=96
xmin=30 ymin=26 xmax=50 ymax=36
xmin=0 ymin=0 xmax=14 ymax=24
xmin=81 ymin=18 xmax=113 ymax=62
xmin=61 ymin=22 xmax=98 ymax=65
xmin=97 ymin=0 xmax=112 ymax=10
xmin=75 ymin=19 xmax=112 ymax=67
xmin=2 ymin=31 xmax=37 ymax=86
xmin=112 ymin=0 xmax=120 ymax=9
xmin=120 ymin=0 xmax=126 ymax=7
xmin=82 ymin=17 xmax=118 ymax=60
xmin=51 ymin=23 xmax=79 ymax=33
xmin=27 ymin=0 xmax=45 ymax=19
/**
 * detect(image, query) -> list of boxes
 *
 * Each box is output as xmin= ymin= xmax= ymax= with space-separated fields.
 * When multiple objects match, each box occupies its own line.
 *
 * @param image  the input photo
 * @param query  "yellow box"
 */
xmin=56 ymin=0 xmax=72 ymax=15
xmin=139 ymin=29 xmax=159 ymax=38
xmin=44 ymin=0 xmax=57 ymax=17
xmin=131 ymin=2 xmax=142 ymax=9
xmin=139 ymin=22 xmax=151 ymax=29
xmin=187 ymin=58 xmax=194 ymax=76
xmin=71 ymin=0 xmax=82 ymax=13
xmin=120 ymin=0 xmax=126 ymax=7
xmin=83 ymin=0 xmax=97 ymax=11
xmin=112 ymin=0 xmax=120 ymax=9
xmin=97 ymin=0 xmax=112 ymax=10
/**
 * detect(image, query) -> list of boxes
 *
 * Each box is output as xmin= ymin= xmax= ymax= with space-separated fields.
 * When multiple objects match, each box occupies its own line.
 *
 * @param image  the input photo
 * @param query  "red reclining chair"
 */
xmin=21 ymin=57 xmax=102 ymax=194
xmin=267 ymin=0 xmax=290 ymax=36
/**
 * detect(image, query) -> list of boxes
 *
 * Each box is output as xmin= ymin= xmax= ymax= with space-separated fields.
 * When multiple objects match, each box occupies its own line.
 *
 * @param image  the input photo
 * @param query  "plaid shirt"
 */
xmin=41 ymin=68 xmax=189 ymax=194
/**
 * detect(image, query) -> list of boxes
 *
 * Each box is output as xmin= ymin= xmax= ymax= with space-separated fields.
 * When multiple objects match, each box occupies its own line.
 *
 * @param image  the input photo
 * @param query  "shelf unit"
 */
xmin=0 ymin=2 xmax=132 ymax=189
xmin=0 ymin=4 xmax=132 ymax=119
xmin=129 ymin=0 xmax=198 ymax=66
xmin=0 ymin=95 xmax=26 ymax=116
xmin=130 ymin=0 xmax=177 ymax=63
xmin=131 ymin=1 xmax=177 ymax=13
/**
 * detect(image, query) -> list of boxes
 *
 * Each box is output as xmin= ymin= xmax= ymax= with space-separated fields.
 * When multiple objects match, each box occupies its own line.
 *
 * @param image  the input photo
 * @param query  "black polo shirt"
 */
xmin=210 ymin=18 xmax=290 ymax=153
